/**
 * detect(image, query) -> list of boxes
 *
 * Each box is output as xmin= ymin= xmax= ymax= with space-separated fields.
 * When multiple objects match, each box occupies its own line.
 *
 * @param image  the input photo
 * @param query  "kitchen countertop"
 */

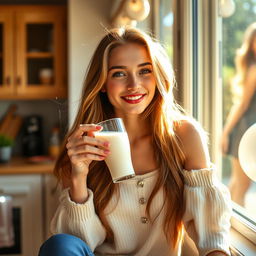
xmin=0 ymin=156 xmax=55 ymax=175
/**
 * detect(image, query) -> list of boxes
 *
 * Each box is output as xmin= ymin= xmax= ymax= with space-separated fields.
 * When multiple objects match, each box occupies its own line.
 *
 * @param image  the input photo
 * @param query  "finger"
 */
xmin=66 ymin=135 xmax=110 ymax=150
xmin=70 ymin=153 xmax=105 ymax=164
xmin=69 ymin=124 xmax=102 ymax=140
xmin=68 ymin=144 xmax=110 ymax=157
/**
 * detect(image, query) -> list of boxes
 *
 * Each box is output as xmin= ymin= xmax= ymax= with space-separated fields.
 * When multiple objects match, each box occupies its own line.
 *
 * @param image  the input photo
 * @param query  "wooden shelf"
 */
xmin=0 ymin=156 xmax=55 ymax=175
xmin=26 ymin=52 xmax=54 ymax=58
xmin=27 ymin=83 xmax=55 ymax=87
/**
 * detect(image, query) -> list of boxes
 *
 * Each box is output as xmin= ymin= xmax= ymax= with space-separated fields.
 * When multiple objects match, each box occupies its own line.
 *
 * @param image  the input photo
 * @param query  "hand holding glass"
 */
xmin=95 ymin=118 xmax=135 ymax=183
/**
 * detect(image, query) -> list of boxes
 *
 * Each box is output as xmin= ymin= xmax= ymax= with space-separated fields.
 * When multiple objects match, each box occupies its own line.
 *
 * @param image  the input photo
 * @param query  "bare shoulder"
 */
xmin=175 ymin=118 xmax=211 ymax=171
xmin=248 ymin=64 xmax=256 ymax=73
xmin=247 ymin=65 xmax=256 ymax=84
xmin=245 ymin=64 xmax=256 ymax=88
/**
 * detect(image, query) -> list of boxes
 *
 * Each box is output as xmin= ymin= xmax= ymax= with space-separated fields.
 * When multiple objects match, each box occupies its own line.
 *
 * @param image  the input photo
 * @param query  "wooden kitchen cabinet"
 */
xmin=0 ymin=5 xmax=67 ymax=99
xmin=0 ymin=175 xmax=44 ymax=256
xmin=0 ymin=158 xmax=59 ymax=255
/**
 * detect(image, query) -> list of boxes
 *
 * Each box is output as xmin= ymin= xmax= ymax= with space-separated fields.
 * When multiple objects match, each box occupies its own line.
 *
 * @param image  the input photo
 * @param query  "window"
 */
xmin=155 ymin=0 xmax=256 ymax=251
xmin=158 ymin=0 xmax=174 ymax=62
xmin=171 ymin=0 xmax=256 ymax=250
xmin=221 ymin=0 xmax=256 ymax=222
xmin=220 ymin=0 xmax=256 ymax=247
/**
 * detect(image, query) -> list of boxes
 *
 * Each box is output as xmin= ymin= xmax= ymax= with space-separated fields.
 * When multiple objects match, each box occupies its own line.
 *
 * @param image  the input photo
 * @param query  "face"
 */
xmin=104 ymin=43 xmax=156 ymax=117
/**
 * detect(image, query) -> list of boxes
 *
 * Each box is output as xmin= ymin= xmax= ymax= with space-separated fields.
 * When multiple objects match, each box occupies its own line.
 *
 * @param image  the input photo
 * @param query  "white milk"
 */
xmin=95 ymin=131 xmax=135 ymax=182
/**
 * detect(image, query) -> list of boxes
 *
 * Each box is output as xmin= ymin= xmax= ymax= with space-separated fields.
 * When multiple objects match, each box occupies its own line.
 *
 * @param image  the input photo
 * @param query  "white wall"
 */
xmin=68 ymin=0 xmax=113 ymax=125
xmin=68 ymin=0 xmax=153 ymax=126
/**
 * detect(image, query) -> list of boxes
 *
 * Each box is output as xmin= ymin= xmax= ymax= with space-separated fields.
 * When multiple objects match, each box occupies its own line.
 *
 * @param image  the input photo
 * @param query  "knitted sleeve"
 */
xmin=182 ymin=165 xmax=232 ymax=256
xmin=50 ymin=188 xmax=106 ymax=252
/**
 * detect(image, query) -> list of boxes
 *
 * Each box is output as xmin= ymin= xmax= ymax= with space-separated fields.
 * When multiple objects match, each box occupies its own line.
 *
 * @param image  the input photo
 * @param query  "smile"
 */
xmin=121 ymin=94 xmax=146 ymax=104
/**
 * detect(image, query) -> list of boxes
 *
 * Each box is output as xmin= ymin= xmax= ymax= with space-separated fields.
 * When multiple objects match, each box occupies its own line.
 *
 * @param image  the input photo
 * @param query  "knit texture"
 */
xmin=50 ymin=166 xmax=231 ymax=256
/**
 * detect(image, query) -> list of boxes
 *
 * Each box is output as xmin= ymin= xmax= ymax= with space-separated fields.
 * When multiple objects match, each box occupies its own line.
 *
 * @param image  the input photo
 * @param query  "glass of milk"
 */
xmin=95 ymin=118 xmax=135 ymax=183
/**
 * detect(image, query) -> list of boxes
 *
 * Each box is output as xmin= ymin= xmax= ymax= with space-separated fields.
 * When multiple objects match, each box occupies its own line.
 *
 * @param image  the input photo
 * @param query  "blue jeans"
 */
xmin=38 ymin=234 xmax=95 ymax=256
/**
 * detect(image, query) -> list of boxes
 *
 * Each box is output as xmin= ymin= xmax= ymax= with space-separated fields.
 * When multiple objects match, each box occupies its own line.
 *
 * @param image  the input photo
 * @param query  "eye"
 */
xmin=139 ymin=68 xmax=152 ymax=75
xmin=112 ymin=71 xmax=126 ymax=78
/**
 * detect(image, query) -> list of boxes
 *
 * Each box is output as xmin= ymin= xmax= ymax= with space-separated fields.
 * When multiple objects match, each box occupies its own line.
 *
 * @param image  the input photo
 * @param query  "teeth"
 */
xmin=124 ymin=95 xmax=143 ymax=100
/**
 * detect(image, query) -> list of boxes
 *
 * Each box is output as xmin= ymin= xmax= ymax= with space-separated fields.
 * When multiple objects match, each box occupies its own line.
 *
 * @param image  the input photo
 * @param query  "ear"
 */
xmin=101 ymin=86 xmax=106 ymax=93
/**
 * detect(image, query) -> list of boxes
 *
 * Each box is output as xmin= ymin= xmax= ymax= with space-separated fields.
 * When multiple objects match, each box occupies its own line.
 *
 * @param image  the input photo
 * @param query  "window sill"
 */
xmin=181 ymin=227 xmax=256 ymax=256
xmin=230 ymin=227 xmax=256 ymax=256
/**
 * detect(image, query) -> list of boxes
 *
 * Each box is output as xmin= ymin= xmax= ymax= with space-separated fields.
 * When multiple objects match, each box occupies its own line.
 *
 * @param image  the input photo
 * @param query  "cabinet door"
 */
xmin=0 ymin=175 xmax=43 ymax=256
xmin=0 ymin=11 xmax=15 ymax=96
xmin=15 ymin=6 xmax=67 ymax=99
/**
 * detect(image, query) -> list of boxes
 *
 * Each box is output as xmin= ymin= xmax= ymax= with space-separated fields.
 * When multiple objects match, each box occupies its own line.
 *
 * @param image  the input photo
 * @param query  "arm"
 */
xmin=177 ymin=119 xmax=231 ymax=256
xmin=51 ymin=124 xmax=110 ymax=251
xmin=176 ymin=118 xmax=211 ymax=171
xmin=50 ymin=188 xmax=107 ymax=251
xmin=65 ymin=124 xmax=109 ymax=203
xmin=222 ymin=66 xmax=256 ymax=153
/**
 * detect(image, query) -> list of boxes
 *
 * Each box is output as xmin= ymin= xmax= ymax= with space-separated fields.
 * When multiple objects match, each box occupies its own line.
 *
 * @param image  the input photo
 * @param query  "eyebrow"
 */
xmin=108 ymin=62 xmax=152 ymax=71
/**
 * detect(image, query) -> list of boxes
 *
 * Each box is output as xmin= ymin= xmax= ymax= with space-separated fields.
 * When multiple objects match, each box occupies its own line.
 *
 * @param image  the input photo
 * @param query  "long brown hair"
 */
xmin=55 ymin=27 xmax=186 ymax=249
xmin=233 ymin=22 xmax=256 ymax=91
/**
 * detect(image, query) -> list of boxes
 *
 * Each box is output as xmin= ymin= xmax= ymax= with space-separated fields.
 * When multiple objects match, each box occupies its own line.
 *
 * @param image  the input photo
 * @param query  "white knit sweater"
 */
xmin=50 ymin=165 xmax=231 ymax=256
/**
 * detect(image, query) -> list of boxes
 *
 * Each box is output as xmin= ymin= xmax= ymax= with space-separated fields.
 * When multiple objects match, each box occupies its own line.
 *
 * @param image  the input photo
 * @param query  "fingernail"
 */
xmin=104 ymin=141 xmax=110 ymax=147
xmin=104 ymin=150 xmax=110 ymax=154
xmin=96 ymin=125 xmax=102 ymax=130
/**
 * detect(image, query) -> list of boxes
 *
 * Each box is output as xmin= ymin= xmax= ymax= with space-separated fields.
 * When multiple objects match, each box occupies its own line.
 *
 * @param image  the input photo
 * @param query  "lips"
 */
xmin=121 ymin=94 xmax=146 ymax=104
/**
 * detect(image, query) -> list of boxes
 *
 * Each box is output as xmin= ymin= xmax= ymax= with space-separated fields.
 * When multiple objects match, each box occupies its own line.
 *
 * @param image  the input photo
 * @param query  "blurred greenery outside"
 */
xmin=222 ymin=0 xmax=256 ymax=179
xmin=159 ymin=0 xmax=256 ymax=179
xmin=159 ymin=0 xmax=174 ymax=62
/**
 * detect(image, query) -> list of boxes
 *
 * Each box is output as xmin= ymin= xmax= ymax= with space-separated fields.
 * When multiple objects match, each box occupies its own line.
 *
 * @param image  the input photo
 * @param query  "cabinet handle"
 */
xmin=5 ymin=76 xmax=11 ymax=86
xmin=16 ymin=76 xmax=21 ymax=85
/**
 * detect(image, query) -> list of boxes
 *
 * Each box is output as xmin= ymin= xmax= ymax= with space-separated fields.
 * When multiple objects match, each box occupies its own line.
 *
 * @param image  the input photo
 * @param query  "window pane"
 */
xmin=27 ymin=24 xmax=53 ymax=53
xmin=159 ymin=0 xmax=174 ymax=62
xmin=221 ymin=0 xmax=256 ymax=220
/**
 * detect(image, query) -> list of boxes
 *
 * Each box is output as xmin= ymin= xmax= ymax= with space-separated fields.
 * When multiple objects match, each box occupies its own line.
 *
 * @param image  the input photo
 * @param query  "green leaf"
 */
xmin=0 ymin=134 xmax=14 ymax=147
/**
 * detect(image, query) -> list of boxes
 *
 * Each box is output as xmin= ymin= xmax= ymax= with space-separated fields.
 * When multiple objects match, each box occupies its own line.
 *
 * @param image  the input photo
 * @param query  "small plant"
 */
xmin=0 ymin=134 xmax=14 ymax=147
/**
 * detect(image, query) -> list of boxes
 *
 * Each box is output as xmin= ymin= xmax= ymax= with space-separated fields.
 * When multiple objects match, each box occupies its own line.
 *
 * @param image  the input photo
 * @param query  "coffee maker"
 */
xmin=22 ymin=115 xmax=44 ymax=157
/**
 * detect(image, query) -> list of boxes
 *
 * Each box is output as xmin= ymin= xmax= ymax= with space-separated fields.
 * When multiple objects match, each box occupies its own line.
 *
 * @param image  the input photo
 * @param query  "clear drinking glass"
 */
xmin=95 ymin=118 xmax=135 ymax=183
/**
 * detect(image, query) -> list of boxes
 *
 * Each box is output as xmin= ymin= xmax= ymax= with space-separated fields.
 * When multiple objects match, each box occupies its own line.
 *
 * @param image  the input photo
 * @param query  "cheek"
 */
xmin=144 ymin=77 xmax=156 ymax=91
xmin=105 ymin=80 xmax=122 ymax=94
xmin=105 ymin=81 xmax=124 ymax=105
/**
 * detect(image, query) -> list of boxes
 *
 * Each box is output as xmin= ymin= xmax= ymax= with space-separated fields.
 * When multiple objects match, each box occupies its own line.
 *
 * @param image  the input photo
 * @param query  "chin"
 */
xmin=115 ymin=108 xmax=146 ymax=116
xmin=125 ymin=108 xmax=148 ymax=115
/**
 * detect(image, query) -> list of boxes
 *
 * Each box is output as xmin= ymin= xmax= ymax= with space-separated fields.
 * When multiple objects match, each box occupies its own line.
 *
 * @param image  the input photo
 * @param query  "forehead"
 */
xmin=108 ymin=43 xmax=151 ymax=66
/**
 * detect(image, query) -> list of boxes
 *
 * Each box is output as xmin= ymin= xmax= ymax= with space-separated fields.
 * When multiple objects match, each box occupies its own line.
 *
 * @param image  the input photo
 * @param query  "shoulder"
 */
xmin=248 ymin=64 xmax=256 ymax=73
xmin=174 ymin=118 xmax=211 ymax=171
xmin=246 ymin=64 xmax=256 ymax=84
xmin=174 ymin=118 xmax=207 ymax=147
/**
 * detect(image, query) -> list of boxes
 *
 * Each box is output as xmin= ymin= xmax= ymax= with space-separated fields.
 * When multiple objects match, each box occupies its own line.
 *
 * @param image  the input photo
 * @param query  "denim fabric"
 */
xmin=38 ymin=234 xmax=95 ymax=256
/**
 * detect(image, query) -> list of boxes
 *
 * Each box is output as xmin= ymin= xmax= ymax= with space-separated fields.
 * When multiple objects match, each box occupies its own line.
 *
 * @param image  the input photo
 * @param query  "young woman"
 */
xmin=39 ymin=27 xmax=231 ymax=256
xmin=221 ymin=23 xmax=256 ymax=206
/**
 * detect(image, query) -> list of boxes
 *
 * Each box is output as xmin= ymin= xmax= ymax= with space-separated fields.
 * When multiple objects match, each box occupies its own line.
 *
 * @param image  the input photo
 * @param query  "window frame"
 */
xmin=174 ymin=0 xmax=256 ymax=249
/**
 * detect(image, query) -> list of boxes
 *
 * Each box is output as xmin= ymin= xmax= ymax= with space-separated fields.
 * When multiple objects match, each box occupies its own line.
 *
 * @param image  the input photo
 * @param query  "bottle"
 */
xmin=49 ymin=126 xmax=60 ymax=158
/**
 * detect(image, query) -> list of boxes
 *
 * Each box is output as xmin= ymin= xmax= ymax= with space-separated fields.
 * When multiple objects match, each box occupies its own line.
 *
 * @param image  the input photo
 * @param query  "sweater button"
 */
xmin=137 ymin=180 xmax=144 ymax=187
xmin=139 ymin=197 xmax=146 ymax=204
xmin=141 ymin=217 xmax=148 ymax=224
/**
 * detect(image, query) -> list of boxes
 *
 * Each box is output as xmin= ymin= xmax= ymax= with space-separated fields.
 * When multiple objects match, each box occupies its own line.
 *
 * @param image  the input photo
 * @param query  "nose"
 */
xmin=127 ymin=73 xmax=140 ymax=91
